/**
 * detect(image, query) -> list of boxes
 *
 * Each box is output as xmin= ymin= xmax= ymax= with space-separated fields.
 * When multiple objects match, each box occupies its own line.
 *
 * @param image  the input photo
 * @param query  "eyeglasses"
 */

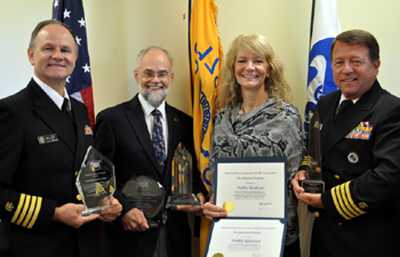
xmin=141 ymin=69 xmax=170 ymax=80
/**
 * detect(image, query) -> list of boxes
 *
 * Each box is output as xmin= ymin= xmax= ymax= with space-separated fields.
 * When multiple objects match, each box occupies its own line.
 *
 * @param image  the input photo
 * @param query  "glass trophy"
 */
xmin=301 ymin=111 xmax=325 ymax=193
xmin=166 ymin=143 xmax=200 ymax=208
xmin=122 ymin=175 xmax=166 ymax=228
xmin=76 ymin=146 xmax=116 ymax=216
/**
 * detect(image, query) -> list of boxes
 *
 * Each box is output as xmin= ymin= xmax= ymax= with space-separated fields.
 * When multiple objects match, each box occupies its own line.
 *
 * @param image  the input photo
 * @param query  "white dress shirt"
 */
xmin=33 ymin=75 xmax=71 ymax=111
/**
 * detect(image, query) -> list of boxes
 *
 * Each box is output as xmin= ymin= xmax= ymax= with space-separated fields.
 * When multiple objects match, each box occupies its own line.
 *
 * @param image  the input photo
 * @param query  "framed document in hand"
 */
xmin=205 ymin=157 xmax=287 ymax=257
xmin=206 ymin=219 xmax=285 ymax=257
xmin=215 ymin=157 xmax=286 ymax=219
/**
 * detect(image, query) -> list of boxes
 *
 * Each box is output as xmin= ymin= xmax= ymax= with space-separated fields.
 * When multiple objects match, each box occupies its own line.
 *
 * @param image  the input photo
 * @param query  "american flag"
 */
xmin=52 ymin=0 xmax=95 ymax=127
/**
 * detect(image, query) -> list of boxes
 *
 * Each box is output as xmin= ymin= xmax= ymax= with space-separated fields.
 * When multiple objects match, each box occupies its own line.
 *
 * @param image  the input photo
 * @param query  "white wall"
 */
xmin=122 ymin=0 xmax=193 ymax=113
xmin=1 ymin=0 xmax=400 ymax=116
xmin=0 ymin=1 xmax=51 ymax=97
xmin=85 ymin=0 xmax=128 ymax=112
xmin=338 ymin=0 xmax=400 ymax=98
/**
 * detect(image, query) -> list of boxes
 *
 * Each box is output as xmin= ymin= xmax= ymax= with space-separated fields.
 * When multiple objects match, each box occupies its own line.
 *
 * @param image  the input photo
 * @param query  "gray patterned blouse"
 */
xmin=210 ymin=98 xmax=305 ymax=245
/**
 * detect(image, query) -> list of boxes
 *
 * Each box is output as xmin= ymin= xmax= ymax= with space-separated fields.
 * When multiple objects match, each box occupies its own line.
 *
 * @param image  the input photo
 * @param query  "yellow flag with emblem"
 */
xmin=189 ymin=0 xmax=223 ymax=256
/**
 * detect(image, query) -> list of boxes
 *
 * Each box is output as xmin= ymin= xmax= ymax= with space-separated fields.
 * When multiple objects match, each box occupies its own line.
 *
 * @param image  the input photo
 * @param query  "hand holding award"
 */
xmin=300 ymin=111 xmax=325 ymax=193
xmin=122 ymin=175 xmax=166 ymax=228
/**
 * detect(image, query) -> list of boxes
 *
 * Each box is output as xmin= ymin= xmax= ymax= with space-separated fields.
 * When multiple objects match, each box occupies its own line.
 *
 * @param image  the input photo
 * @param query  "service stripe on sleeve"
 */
xmin=22 ymin=196 xmax=37 ymax=228
xmin=15 ymin=195 xmax=31 ymax=225
xmin=335 ymin=186 xmax=355 ymax=219
xmin=330 ymin=186 xmax=351 ymax=220
xmin=27 ymin=197 xmax=42 ymax=229
xmin=11 ymin=193 xmax=26 ymax=223
xmin=339 ymin=184 xmax=359 ymax=218
xmin=344 ymin=181 xmax=366 ymax=216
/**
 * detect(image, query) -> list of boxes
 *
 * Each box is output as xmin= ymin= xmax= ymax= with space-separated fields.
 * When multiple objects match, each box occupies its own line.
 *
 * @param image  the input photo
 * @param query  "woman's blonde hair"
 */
xmin=218 ymin=34 xmax=291 ymax=108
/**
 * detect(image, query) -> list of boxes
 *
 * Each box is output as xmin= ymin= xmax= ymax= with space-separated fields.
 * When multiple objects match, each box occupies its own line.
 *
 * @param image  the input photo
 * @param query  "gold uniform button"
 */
xmin=314 ymin=211 xmax=320 ymax=218
xmin=76 ymin=194 xmax=82 ymax=201
xmin=334 ymin=174 xmax=340 ymax=180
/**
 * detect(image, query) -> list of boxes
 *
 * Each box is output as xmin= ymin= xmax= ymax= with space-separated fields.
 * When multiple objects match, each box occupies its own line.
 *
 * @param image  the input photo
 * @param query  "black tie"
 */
xmin=62 ymin=98 xmax=72 ymax=119
xmin=336 ymin=99 xmax=353 ymax=116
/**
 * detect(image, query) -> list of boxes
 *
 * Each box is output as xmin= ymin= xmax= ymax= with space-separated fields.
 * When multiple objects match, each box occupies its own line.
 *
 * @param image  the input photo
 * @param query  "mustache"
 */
xmin=144 ymin=83 xmax=165 ymax=88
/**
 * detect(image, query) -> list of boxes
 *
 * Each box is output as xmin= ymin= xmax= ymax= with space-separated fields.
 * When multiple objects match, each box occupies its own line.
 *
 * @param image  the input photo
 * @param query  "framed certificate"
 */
xmin=214 ymin=157 xmax=287 ymax=219
xmin=205 ymin=157 xmax=287 ymax=257
xmin=206 ymin=219 xmax=285 ymax=257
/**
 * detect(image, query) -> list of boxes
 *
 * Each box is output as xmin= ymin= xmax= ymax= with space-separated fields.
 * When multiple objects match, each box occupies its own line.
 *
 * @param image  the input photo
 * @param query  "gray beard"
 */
xmin=140 ymin=87 xmax=168 ymax=108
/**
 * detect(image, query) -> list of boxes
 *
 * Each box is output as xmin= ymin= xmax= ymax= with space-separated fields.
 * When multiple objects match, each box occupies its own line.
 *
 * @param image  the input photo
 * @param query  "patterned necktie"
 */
xmin=151 ymin=109 xmax=166 ymax=168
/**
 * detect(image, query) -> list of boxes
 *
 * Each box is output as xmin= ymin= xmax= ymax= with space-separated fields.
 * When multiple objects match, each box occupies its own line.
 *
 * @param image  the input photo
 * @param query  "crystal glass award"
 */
xmin=122 ymin=175 xmax=166 ymax=227
xmin=76 ymin=146 xmax=116 ymax=216
xmin=301 ymin=111 xmax=325 ymax=193
xmin=166 ymin=143 xmax=200 ymax=208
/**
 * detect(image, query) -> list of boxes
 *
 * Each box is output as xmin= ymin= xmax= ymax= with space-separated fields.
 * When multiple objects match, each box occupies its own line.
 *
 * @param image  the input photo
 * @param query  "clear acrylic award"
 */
xmin=76 ymin=146 xmax=116 ymax=216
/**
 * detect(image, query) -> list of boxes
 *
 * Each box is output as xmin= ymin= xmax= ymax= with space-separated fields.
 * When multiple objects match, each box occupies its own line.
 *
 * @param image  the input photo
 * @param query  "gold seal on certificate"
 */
xmin=223 ymin=201 xmax=235 ymax=213
xmin=76 ymin=146 xmax=116 ymax=216
xmin=212 ymin=253 xmax=224 ymax=257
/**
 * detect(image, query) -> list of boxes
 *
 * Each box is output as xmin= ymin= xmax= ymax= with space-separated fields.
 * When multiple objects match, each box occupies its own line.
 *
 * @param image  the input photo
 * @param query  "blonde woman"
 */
xmin=203 ymin=34 xmax=304 ymax=257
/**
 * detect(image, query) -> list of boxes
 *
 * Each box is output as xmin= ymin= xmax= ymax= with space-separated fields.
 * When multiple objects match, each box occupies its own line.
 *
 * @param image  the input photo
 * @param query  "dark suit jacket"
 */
xmin=95 ymin=94 xmax=205 ymax=257
xmin=310 ymin=81 xmax=400 ymax=257
xmin=0 ymin=79 xmax=104 ymax=257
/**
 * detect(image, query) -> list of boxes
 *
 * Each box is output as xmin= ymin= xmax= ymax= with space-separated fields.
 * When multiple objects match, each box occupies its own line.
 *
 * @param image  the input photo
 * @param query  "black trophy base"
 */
xmin=301 ymin=179 xmax=325 ymax=193
xmin=166 ymin=194 xmax=200 ymax=209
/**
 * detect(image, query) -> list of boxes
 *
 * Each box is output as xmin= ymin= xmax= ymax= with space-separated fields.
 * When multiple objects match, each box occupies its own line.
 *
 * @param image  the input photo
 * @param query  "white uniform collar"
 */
xmin=33 ymin=75 xmax=70 ymax=110
xmin=338 ymin=94 xmax=359 ymax=106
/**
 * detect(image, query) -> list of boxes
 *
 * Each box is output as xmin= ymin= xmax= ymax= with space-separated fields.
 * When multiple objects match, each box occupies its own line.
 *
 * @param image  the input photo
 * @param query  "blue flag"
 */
xmin=52 ymin=0 xmax=95 ymax=127
xmin=304 ymin=0 xmax=340 ymax=136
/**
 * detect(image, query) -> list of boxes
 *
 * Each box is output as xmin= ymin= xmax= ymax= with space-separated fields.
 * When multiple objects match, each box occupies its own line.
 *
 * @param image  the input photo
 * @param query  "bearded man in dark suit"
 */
xmin=95 ymin=46 xmax=206 ymax=257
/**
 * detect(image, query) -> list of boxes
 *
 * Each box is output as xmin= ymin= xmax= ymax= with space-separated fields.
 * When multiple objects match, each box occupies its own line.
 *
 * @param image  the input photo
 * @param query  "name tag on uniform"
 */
xmin=37 ymin=134 xmax=59 ymax=144
xmin=345 ymin=121 xmax=373 ymax=140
